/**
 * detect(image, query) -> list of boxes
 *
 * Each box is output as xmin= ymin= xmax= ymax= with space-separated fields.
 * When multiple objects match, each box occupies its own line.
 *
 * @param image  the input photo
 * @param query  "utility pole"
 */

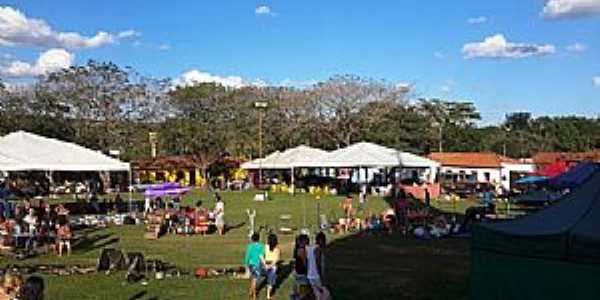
xmin=433 ymin=121 xmax=443 ymax=153
xmin=438 ymin=124 xmax=443 ymax=153
xmin=254 ymin=101 xmax=268 ymax=186
xmin=149 ymin=132 xmax=158 ymax=158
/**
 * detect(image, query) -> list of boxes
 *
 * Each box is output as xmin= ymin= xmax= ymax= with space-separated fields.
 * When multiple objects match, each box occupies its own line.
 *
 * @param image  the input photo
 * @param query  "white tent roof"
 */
xmin=240 ymin=151 xmax=281 ymax=169
xmin=302 ymin=142 xmax=439 ymax=168
xmin=241 ymin=145 xmax=328 ymax=169
xmin=0 ymin=153 xmax=19 ymax=171
xmin=0 ymin=131 xmax=130 ymax=171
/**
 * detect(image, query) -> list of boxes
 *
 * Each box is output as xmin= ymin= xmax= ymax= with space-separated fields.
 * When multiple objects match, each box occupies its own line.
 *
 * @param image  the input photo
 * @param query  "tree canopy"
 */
xmin=1 ymin=61 xmax=598 ymax=161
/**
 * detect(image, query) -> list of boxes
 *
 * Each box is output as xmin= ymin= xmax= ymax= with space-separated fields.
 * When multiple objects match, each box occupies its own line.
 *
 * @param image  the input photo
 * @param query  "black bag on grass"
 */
xmin=97 ymin=248 xmax=126 ymax=271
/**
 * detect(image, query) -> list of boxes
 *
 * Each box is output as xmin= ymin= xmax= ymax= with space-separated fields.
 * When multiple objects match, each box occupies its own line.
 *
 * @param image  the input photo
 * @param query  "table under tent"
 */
xmin=295 ymin=142 xmax=439 ymax=197
xmin=242 ymin=142 xmax=439 ymax=196
xmin=0 ymin=131 xmax=131 ymax=208
xmin=471 ymin=163 xmax=600 ymax=300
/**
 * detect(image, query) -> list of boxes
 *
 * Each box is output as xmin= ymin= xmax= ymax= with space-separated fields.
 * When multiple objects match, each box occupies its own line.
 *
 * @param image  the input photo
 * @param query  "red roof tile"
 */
xmin=532 ymin=151 xmax=600 ymax=166
xmin=427 ymin=152 xmax=507 ymax=168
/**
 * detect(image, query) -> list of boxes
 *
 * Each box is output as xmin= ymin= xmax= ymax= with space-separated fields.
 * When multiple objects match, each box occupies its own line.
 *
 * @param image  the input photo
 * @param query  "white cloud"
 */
xmin=467 ymin=16 xmax=488 ymax=24
xmin=462 ymin=34 xmax=555 ymax=59
xmin=441 ymin=80 xmax=455 ymax=93
xmin=593 ymin=76 xmax=600 ymax=88
xmin=0 ymin=6 xmax=137 ymax=49
xmin=117 ymin=30 xmax=140 ymax=39
xmin=566 ymin=42 xmax=587 ymax=52
xmin=158 ymin=43 xmax=171 ymax=51
xmin=434 ymin=51 xmax=445 ymax=59
xmin=1 ymin=48 xmax=74 ymax=77
xmin=279 ymin=78 xmax=318 ymax=88
xmin=542 ymin=0 xmax=600 ymax=18
xmin=251 ymin=78 xmax=268 ymax=88
xmin=255 ymin=5 xmax=274 ymax=16
xmin=395 ymin=82 xmax=414 ymax=93
xmin=173 ymin=69 xmax=247 ymax=88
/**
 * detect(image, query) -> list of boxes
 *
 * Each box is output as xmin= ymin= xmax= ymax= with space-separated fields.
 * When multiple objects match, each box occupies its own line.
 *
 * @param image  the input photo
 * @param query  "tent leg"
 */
xmin=128 ymin=169 xmax=133 ymax=213
xmin=291 ymin=167 xmax=295 ymax=196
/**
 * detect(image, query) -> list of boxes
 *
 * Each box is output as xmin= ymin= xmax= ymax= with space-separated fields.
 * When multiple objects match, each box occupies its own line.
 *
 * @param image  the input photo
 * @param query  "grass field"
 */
xmin=1 ymin=190 xmax=474 ymax=300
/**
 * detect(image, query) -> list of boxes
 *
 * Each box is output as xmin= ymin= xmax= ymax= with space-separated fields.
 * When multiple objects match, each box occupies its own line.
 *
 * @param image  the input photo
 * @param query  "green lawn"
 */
xmin=1 ymin=190 xmax=471 ymax=300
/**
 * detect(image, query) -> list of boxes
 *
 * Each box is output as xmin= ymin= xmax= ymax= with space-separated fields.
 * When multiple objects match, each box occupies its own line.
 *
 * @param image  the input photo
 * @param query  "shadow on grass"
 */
xmin=224 ymin=222 xmax=246 ymax=234
xmin=73 ymin=233 xmax=119 ymax=253
xmin=324 ymin=194 xmax=471 ymax=300
xmin=273 ymin=262 xmax=293 ymax=297
xmin=128 ymin=290 xmax=163 ymax=300
xmin=325 ymin=232 xmax=470 ymax=300
xmin=128 ymin=291 xmax=147 ymax=300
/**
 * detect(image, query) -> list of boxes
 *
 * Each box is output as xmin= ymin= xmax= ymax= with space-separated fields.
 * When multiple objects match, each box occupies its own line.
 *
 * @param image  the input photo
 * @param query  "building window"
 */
xmin=484 ymin=172 xmax=491 ymax=182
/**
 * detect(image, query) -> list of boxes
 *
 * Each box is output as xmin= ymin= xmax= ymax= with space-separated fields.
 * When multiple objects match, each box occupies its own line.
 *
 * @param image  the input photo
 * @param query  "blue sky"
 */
xmin=1 ymin=0 xmax=599 ymax=123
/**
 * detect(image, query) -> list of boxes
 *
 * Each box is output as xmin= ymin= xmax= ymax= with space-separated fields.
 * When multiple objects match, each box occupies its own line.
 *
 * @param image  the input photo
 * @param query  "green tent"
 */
xmin=471 ymin=166 xmax=600 ymax=300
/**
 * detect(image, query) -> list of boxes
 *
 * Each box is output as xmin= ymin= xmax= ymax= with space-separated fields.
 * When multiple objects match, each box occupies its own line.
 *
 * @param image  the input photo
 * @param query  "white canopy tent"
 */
xmin=0 ymin=153 xmax=20 ymax=171
xmin=240 ymin=151 xmax=282 ymax=170
xmin=0 ymin=131 xmax=133 ymax=210
xmin=0 ymin=131 xmax=130 ymax=171
xmin=302 ymin=142 xmax=439 ymax=168
xmin=241 ymin=142 xmax=438 ymax=186
xmin=241 ymin=146 xmax=329 ymax=170
xmin=299 ymin=142 xmax=439 ymax=185
xmin=241 ymin=145 xmax=329 ymax=192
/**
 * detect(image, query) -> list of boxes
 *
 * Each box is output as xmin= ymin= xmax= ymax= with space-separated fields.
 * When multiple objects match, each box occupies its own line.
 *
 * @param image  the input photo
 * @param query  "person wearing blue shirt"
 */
xmin=244 ymin=233 xmax=265 ymax=300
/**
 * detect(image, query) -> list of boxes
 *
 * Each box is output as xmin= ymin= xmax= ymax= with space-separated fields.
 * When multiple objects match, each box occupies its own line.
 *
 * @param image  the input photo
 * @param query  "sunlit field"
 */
xmin=1 ymin=190 xmax=472 ymax=299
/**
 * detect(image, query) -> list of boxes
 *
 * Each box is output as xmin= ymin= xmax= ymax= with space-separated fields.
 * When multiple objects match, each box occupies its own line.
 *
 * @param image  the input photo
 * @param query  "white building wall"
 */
xmin=501 ymin=162 xmax=536 ymax=191
xmin=439 ymin=166 xmax=502 ymax=184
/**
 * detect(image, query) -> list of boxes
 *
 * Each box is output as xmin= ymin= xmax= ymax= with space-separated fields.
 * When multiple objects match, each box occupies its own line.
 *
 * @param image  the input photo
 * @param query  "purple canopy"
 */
xmin=137 ymin=182 xmax=181 ymax=191
xmin=144 ymin=187 xmax=190 ymax=198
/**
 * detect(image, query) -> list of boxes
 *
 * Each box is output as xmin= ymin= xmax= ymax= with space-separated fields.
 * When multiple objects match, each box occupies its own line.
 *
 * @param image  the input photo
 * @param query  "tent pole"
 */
xmin=303 ymin=190 xmax=306 ymax=229
xmin=291 ymin=167 xmax=295 ymax=196
xmin=128 ymin=169 xmax=133 ymax=213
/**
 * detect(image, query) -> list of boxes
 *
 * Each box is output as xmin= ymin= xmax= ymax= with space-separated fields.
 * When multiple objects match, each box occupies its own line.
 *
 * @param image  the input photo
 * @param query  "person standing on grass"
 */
xmin=56 ymin=218 xmax=72 ymax=256
xmin=245 ymin=233 xmax=265 ymax=300
xmin=264 ymin=233 xmax=281 ymax=299
xmin=359 ymin=185 xmax=367 ymax=211
xmin=341 ymin=194 xmax=354 ymax=232
xmin=214 ymin=193 xmax=225 ymax=235
xmin=307 ymin=232 xmax=330 ymax=300
xmin=144 ymin=197 xmax=152 ymax=216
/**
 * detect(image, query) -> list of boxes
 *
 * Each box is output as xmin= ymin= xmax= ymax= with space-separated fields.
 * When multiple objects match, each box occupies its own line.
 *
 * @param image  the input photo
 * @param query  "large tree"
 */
xmin=311 ymin=75 xmax=410 ymax=148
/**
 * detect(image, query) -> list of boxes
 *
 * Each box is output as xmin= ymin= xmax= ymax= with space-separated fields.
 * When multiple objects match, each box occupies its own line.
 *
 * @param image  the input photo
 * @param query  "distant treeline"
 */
xmin=1 ymin=61 xmax=599 ymax=164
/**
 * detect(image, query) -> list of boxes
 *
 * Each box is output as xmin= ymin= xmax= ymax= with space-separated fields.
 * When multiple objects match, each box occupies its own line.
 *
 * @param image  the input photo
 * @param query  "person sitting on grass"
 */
xmin=0 ymin=272 xmax=24 ymax=300
xmin=429 ymin=215 xmax=450 ymax=238
xmin=194 ymin=201 xmax=209 ymax=235
xmin=264 ymin=233 xmax=281 ymax=299
xmin=365 ymin=212 xmax=383 ymax=234
xmin=244 ymin=233 xmax=266 ymax=300
xmin=0 ymin=216 xmax=11 ymax=248
xmin=19 ymin=276 xmax=44 ymax=300
xmin=381 ymin=207 xmax=396 ymax=234
xmin=55 ymin=203 xmax=69 ymax=217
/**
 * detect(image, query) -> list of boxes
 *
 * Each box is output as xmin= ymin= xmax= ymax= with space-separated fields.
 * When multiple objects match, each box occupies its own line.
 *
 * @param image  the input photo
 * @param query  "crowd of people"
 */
xmin=244 ymin=231 xmax=330 ymax=300
xmin=145 ymin=193 xmax=227 ymax=237
xmin=327 ymin=188 xmax=466 ymax=240
xmin=0 ymin=198 xmax=72 ymax=257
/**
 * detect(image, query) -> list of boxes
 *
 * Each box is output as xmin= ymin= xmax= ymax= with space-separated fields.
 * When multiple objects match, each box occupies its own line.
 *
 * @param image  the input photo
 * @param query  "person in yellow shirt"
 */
xmin=264 ymin=233 xmax=281 ymax=299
